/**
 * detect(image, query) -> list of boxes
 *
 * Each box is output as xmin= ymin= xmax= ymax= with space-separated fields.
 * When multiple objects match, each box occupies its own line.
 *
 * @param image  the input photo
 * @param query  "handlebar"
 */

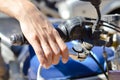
xmin=10 ymin=16 xmax=118 ymax=46
xmin=10 ymin=16 xmax=120 ymax=57
xmin=10 ymin=16 xmax=93 ymax=45
xmin=10 ymin=16 xmax=95 ymax=61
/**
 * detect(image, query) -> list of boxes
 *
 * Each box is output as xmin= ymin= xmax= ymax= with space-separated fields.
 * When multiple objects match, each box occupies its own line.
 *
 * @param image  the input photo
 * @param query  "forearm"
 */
xmin=0 ymin=0 xmax=38 ymax=20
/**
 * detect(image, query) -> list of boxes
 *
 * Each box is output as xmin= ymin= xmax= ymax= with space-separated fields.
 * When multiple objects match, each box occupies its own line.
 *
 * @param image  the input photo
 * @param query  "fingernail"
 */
xmin=62 ymin=58 xmax=68 ymax=64
xmin=43 ymin=64 xmax=50 ymax=69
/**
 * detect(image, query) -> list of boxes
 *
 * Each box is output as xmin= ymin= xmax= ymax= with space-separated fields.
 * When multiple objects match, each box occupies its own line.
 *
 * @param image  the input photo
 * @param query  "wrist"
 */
xmin=15 ymin=1 xmax=39 ymax=21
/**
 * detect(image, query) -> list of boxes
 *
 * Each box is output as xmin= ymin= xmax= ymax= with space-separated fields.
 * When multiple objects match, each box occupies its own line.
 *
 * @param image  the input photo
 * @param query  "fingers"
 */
xmin=30 ymin=34 xmax=53 ymax=69
xmin=29 ymin=35 xmax=47 ymax=66
xmin=38 ymin=28 xmax=69 ymax=67
xmin=40 ymin=39 xmax=53 ymax=68
xmin=21 ymin=18 xmax=69 ymax=69
xmin=46 ymin=30 xmax=60 ymax=65
xmin=53 ymin=29 xmax=69 ymax=63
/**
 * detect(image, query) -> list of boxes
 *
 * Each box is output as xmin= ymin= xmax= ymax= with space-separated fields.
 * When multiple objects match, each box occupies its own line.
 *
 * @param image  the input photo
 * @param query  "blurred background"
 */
xmin=30 ymin=0 xmax=120 ymax=19
xmin=0 ymin=0 xmax=120 ymax=19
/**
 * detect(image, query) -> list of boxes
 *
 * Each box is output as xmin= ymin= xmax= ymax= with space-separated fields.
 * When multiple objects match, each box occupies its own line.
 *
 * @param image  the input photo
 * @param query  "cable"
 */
xmin=92 ymin=6 xmax=101 ymax=32
xmin=37 ymin=64 xmax=45 ymax=80
xmin=85 ymin=17 xmax=120 ymax=33
xmin=103 ymin=46 xmax=109 ymax=80
xmin=103 ymin=24 xmax=120 ymax=33
xmin=89 ymin=52 xmax=108 ymax=79
xmin=102 ymin=20 xmax=120 ymax=29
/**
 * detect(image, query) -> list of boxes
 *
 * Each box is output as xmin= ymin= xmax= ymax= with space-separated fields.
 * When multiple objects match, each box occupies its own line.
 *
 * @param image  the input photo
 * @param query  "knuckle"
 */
xmin=40 ymin=33 xmax=46 ymax=38
xmin=39 ymin=59 xmax=45 ymax=65
xmin=53 ymin=55 xmax=60 ymax=64
xmin=37 ymin=55 xmax=45 ymax=65
xmin=53 ymin=29 xmax=57 ymax=33
xmin=35 ymin=50 xmax=41 ymax=54
xmin=53 ymin=29 xmax=59 ymax=35
xmin=30 ymin=33 xmax=37 ymax=40
xmin=45 ymin=51 xmax=52 ymax=58
xmin=54 ymin=51 xmax=60 ymax=56
xmin=54 ymin=58 xmax=59 ymax=64
xmin=48 ymin=30 xmax=52 ymax=36
xmin=61 ymin=45 xmax=67 ymax=52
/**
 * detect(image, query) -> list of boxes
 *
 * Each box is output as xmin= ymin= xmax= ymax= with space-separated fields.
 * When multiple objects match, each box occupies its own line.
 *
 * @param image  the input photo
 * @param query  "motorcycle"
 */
xmin=11 ymin=15 xmax=120 ymax=80
xmin=0 ymin=0 xmax=120 ymax=80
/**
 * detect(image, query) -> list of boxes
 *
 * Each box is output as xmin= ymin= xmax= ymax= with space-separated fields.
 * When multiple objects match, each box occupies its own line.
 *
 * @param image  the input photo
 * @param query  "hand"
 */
xmin=0 ymin=0 xmax=69 ymax=68
xmin=19 ymin=7 xmax=69 ymax=68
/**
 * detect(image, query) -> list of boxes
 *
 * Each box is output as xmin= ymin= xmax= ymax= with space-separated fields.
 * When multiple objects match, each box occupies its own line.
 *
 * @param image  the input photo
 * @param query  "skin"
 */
xmin=0 ymin=0 xmax=69 ymax=68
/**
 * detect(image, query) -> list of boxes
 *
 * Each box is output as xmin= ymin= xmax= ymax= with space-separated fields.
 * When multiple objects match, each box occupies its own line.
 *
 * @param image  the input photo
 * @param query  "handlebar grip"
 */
xmin=56 ymin=16 xmax=85 ymax=41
